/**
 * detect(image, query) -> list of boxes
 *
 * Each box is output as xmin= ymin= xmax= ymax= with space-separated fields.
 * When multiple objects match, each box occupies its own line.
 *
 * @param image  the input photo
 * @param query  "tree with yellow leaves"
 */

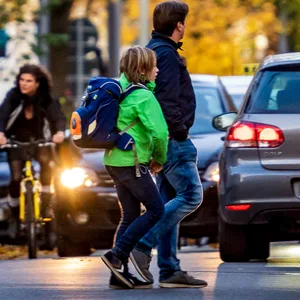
xmin=122 ymin=0 xmax=280 ymax=75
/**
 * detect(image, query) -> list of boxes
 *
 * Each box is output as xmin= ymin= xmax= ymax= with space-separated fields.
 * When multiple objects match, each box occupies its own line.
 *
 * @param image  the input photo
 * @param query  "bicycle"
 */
xmin=0 ymin=138 xmax=57 ymax=259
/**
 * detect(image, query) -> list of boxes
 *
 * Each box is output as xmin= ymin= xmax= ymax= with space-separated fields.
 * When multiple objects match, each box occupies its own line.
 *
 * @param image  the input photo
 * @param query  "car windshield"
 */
xmin=246 ymin=68 xmax=300 ymax=113
xmin=231 ymin=94 xmax=245 ymax=108
xmin=220 ymin=76 xmax=253 ymax=108
xmin=190 ymin=85 xmax=225 ymax=135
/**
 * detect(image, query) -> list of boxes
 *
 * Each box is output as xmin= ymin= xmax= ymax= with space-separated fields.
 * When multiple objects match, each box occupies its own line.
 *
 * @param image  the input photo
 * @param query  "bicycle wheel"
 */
xmin=25 ymin=181 xmax=37 ymax=259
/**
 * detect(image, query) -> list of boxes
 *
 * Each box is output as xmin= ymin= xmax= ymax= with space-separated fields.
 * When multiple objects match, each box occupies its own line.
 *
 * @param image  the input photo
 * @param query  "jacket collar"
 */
xmin=151 ymin=31 xmax=183 ymax=50
xmin=119 ymin=73 xmax=156 ymax=92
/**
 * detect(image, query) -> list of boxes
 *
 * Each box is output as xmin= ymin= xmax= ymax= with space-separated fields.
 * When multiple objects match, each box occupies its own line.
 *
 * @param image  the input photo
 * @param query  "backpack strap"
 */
xmin=119 ymin=83 xmax=148 ymax=102
xmin=119 ymin=83 xmax=148 ymax=133
xmin=119 ymin=119 xmax=139 ymax=135
xmin=118 ymin=83 xmax=148 ymax=178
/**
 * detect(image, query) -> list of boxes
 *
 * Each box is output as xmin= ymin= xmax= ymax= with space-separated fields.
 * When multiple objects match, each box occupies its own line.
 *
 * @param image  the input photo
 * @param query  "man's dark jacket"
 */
xmin=147 ymin=31 xmax=196 ymax=141
xmin=0 ymin=88 xmax=66 ymax=138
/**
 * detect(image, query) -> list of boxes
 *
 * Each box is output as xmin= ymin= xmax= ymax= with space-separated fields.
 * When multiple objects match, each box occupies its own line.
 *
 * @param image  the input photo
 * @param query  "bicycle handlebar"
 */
xmin=0 ymin=139 xmax=56 ymax=149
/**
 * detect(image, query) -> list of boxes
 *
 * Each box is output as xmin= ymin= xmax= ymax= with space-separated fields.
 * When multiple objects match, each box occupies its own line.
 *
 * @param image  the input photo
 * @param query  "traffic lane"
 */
xmin=0 ymin=256 xmax=206 ymax=300
xmin=0 ymin=243 xmax=299 ymax=299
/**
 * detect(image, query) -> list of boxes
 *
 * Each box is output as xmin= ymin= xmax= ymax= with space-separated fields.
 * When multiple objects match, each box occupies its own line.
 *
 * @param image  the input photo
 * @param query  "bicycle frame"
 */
xmin=1 ymin=139 xmax=57 ymax=258
xmin=19 ymin=160 xmax=42 ymax=222
xmin=0 ymin=139 xmax=56 ymax=223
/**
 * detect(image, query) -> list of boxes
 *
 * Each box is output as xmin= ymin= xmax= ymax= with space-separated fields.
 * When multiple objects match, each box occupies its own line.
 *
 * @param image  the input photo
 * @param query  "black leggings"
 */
xmin=7 ymin=147 xmax=52 ymax=199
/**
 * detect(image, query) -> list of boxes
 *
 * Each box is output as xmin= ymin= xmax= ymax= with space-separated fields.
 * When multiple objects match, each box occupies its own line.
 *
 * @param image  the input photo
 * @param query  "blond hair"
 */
xmin=120 ymin=46 xmax=156 ymax=84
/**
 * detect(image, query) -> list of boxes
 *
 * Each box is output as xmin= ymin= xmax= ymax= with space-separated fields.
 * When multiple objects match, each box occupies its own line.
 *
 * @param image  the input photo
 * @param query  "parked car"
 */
xmin=214 ymin=52 xmax=300 ymax=262
xmin=220 ymin=75 xmax=253 ymax=108
xmin=179 ymin=74 xmax=236 ymax=240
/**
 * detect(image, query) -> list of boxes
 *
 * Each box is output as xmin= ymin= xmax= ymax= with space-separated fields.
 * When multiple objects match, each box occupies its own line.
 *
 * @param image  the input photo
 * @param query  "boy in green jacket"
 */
xmin=101 ymin=46 xmax=168 ymax=289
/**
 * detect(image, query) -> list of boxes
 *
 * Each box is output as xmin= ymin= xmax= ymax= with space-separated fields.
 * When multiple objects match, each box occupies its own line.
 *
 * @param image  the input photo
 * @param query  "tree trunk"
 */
xmin=50 ymin=0 xmax=73 ymax=98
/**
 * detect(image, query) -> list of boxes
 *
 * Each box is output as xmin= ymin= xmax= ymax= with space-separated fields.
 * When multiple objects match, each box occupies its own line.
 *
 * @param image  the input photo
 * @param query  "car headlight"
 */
xmin=202 ymin=162 xmax=220 ymax=182
xmin=60 ymin=167 xmax=99 ymax=188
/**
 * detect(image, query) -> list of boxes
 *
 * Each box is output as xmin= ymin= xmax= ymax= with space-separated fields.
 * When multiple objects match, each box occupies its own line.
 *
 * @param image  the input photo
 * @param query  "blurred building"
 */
xmin=0 ymin=21 xmax=40 ymax=103
xmin=67 ymin=18 xmax=107 ymax=106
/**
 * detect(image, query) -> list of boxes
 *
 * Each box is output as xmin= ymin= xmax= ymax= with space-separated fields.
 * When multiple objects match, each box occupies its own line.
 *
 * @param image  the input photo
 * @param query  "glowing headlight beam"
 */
xmin=60 ymin=167 xmax=86 ymax=188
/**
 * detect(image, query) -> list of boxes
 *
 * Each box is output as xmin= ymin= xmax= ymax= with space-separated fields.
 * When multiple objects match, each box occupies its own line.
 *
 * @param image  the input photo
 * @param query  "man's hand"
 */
xmin=52 ymin=131 xmax=65 ymax=144
xmin=149 ymin=159 xmax=163 ymax=175
xmin=0 ymin=132 xmax=7 ymax=145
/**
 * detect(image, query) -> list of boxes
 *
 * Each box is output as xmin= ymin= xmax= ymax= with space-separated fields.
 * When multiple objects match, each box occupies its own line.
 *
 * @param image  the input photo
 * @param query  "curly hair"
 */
xmin=16 ymin=64 xmax=53 ymax=107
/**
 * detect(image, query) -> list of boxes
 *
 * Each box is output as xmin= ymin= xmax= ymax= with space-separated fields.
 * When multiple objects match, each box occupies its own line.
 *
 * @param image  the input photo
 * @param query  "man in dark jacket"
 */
xmin=130 ymin=1 xmax=207 ymax=288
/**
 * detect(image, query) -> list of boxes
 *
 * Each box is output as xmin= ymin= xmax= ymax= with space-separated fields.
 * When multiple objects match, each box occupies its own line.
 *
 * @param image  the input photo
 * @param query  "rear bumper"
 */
xmin=179 ymin=180 xmax=218 ymax=238
xmin=54 ymin=185 xmax=120 ymax=243
xmin=219 ymin=148 xmax=300 ymax=226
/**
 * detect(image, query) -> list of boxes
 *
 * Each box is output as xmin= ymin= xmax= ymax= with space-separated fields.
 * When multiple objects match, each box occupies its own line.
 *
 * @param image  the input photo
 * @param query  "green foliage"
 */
xmin=40 ymin=33 xmax=69 ymax=46
xmin=0 ymin=0 xmax=71 ymax=56
xmin=275 ymin=0 xmax=300 ymax=51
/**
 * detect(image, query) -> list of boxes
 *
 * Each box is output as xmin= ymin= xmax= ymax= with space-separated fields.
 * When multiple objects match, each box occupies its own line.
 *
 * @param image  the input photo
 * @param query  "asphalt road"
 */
xmin=1 ymin=242 xmax=300 ymax=300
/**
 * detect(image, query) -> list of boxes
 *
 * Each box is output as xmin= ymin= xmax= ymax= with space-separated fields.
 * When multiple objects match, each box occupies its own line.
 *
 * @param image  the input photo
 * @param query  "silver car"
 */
xmin=214 ymin=52 xmax=300 ymax=262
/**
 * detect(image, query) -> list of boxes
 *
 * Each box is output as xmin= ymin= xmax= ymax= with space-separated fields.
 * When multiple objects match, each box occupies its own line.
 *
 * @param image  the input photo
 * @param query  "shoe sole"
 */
xmin=159 ymin=282 xmax=208 ymax=288
xmin=129 ymin=252 xmax=153 ymax=283
xmin=101 ymin=256 xmax=134 ymax=289
xmin=109 ymin=284 xmax=153 ymax=289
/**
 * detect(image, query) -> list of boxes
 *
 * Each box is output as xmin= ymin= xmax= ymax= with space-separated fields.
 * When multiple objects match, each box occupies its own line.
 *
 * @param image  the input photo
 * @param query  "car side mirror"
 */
xmin=213 ymin=112 xmax=237 ymax=132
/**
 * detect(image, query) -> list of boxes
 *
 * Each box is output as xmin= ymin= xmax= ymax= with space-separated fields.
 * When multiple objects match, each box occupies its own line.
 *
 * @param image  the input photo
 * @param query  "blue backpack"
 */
xmin=70 ymin=77 xmax=145 ymax=152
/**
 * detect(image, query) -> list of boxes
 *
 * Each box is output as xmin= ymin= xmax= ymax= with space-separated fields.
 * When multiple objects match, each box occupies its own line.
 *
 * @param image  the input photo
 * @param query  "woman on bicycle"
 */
xmin=101 ymin=46 xmax=168 ymax=288
xmin=0 ymin=64 xmax=66 ymax=220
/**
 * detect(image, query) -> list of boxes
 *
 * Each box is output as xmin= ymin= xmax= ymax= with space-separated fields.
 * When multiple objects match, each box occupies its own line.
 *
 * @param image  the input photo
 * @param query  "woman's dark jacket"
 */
xmin=0 ymin=88 xmax=66 ymax=141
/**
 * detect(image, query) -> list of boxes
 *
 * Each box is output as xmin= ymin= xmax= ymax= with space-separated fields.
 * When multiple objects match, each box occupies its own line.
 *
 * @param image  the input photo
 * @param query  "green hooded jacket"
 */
xmin=103 ymin=73 xmax=169 ymax=167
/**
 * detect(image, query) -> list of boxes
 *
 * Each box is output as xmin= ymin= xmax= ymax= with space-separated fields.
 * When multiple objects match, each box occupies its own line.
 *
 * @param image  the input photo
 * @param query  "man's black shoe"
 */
xmin=101 ymin=251 xmax=133 ymax=289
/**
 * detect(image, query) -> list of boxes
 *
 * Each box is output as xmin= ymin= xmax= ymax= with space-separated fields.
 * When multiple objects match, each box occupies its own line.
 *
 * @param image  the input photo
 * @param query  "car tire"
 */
xmin=248 ymin=228 xmax=270 ymax=261
xmin=57 ymin=236 xmax=91 ymax=257
xmin=219 ymin=217 xmax=250 ymax=262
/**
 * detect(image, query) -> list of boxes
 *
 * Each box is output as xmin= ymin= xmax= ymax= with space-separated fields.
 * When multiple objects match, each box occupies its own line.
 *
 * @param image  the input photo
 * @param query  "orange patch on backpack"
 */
xmin=70 ymin=112 xmax=82 ymax=138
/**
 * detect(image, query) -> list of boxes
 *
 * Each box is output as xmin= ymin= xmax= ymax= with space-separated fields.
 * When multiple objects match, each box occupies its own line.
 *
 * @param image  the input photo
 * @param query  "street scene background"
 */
xmin=1 ymin=0 xmax=300 ymax=299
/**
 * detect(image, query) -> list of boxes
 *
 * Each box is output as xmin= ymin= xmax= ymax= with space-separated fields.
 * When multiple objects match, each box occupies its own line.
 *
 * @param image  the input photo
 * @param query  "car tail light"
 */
xmin=226 ymin=121 xmax=284 ymax=148
xmin=225 ymin=204 xmax=251 ymax=211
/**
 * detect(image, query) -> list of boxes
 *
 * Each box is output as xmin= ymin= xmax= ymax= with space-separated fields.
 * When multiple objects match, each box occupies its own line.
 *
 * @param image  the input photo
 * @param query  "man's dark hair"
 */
xmin=153 ymin=1 xmax=189 ymax=36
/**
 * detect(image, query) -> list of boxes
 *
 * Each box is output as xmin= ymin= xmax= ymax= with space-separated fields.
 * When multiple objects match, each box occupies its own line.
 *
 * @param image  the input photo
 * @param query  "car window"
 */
xmin=190 ymin=86 xmax=225 ymax=135
xmin=246 ymin=69 xmax=300 ymax=113
xmin=231 ymin=94 xmax=245 ymax=108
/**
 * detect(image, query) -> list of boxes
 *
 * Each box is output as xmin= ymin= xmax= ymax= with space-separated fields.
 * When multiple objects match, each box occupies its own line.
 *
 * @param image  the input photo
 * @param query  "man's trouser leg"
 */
xmin=135 ymin=139 xmax=203 ymax=280
xmin=156 ymin=171 xmax=181 ymax=281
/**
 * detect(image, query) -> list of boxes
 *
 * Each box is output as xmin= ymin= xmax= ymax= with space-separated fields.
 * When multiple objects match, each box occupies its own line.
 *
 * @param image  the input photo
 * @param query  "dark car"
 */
xmin=214 ymin=52 xmax=300 ymax=262
xmin=178 ymin=74 xmax=236 ymax=240
xmin=0 ymin=151 xmax=12 ymax=237
xmin=54 ymin=141 xmax=120 ymax=256
xmin=0 ymin=74 xmax=235 ymax=254
xmin=0 ymin=151 xmax=41 ymax=240
xmin=55 ymin=74 xmax=236 ymax=251
xmin=0 ymin=140 xmax=120 ymax=256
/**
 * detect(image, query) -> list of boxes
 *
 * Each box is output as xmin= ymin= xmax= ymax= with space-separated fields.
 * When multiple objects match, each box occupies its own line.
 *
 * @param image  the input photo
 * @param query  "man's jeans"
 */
xmin=105 ymin=165 xmax=164 ymax=260
xmin=135 ymin=138 xmax=203 ymax=280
